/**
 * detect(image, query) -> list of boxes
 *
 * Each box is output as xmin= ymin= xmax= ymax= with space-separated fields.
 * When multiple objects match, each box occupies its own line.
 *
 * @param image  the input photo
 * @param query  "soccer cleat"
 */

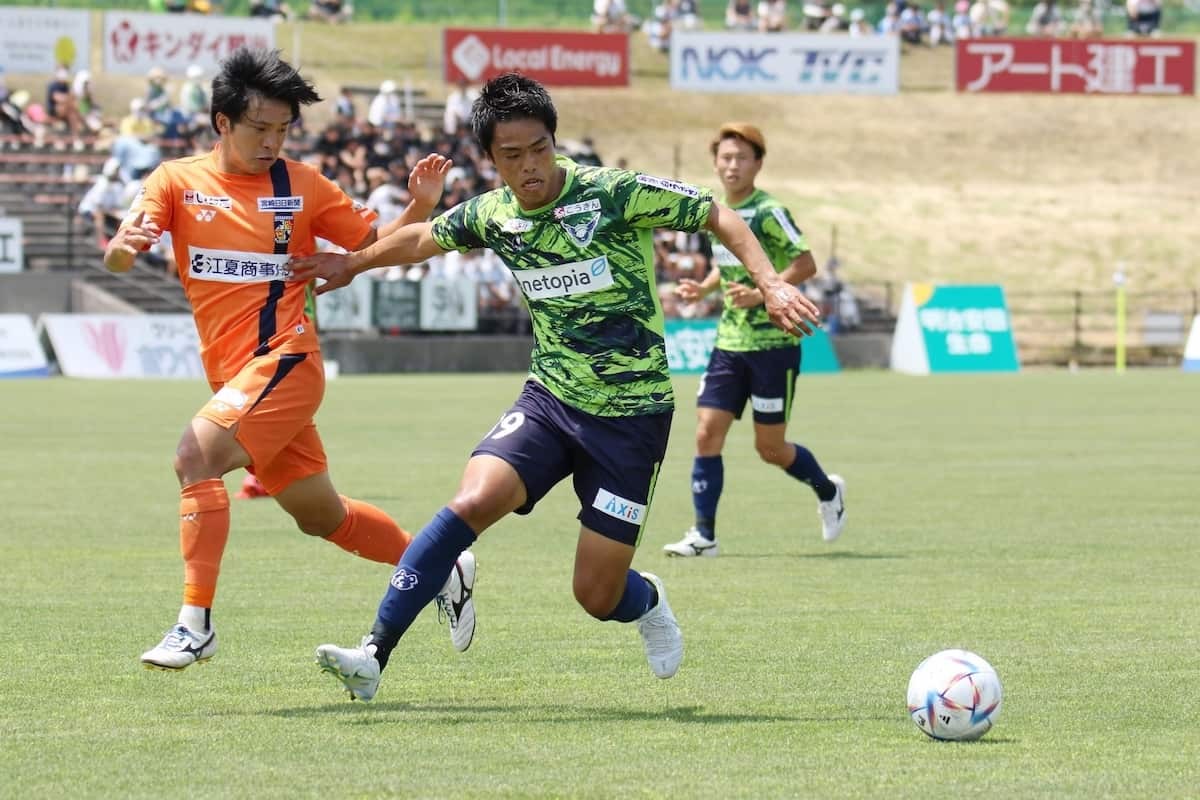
xmin=636 ymin=572 xmax=683 ymax=679
xmin=235 ymin=473 xmax=269 ymax=499
xmin=818 ymin=474 xmax=847 ymax=542
xmin=140 ymin=623 xmax=218 ymax=671
xmin=315 ymin=636 xmax=382 ymax=702
xmin=434 ymin=550 xmax=477 ymax=653
xmin=662 ymin=526 xmax=719 ymax=558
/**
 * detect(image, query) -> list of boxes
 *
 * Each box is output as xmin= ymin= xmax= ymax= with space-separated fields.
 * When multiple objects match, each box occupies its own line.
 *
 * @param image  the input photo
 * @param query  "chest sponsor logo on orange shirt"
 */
xmin=257 ymin=196 xmax=304 ymax=212
xmin=183 ymin=189 xmax=233 ymax=209
xmin=188 ymin=245 xmax=292 ymax=283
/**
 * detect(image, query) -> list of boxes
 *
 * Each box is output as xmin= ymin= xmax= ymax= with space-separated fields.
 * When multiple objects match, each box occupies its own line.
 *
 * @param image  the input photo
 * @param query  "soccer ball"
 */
xmin=906 ymin=649 xmax=1002 ymax=741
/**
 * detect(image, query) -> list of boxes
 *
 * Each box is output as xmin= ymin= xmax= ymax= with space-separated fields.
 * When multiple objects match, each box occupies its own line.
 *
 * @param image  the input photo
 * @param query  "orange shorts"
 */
xmin=196 ymin=350 xmax=328 ymax=495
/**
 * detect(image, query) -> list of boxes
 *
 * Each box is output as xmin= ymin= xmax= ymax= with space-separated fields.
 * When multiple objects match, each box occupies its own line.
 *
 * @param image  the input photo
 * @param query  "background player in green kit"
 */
xmin=663 ymin=123 xmax=846 ymax=559
xmin=289 ymin=76 xmax=821 ymax=701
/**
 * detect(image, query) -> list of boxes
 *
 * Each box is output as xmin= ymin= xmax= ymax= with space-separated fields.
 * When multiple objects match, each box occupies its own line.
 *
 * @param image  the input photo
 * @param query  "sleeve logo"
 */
xmin=635 ymin=174 xmax=700 ymax=198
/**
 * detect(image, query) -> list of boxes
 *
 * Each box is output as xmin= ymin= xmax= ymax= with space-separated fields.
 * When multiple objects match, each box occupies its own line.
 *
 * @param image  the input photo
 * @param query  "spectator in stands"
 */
xmin=113 ymin=104 xmax=163 ymax=182
xmin=178 ymin=64 xmax=209 ymax=127
xmin=1026 ymin=0 xmax=1065 ymax=35
xmin=367 ymin=79 xmax=403 ymax=129
xmin=335 ymin=86 xmax=356 ymax=121
xmin=249 ymin=0 xmax=293 ymax=19
xmin=118 ymin=97 xmax=160 ymax=140
xmin=45 ymin=67 xmax=81 ymax=135
xmin=848 ymin=7 xmax=873 ymax=34
xmin=677 ymin=0 xmax=703 ymax=30
xmin=819 ymin=3 xmax=849 ymax=31
xmin=0 ymin=69 xmax=28 ymax=135
xmin=877 ymin=2 xmax=901 ymax=33
xmin=338 ymin=135 xmax=369 ymax=196
xmin=145 ymin=66 xmax=172 ymax=122
xmin=592 ymin=0 xmax=638 ymax=32
xmin=78 ymin=158 xmax=127 ymax=248
xmin=365 ymin=162 xmax=412 ymax=228
xmin=72 ymin=70 xmax=103 ymax=133
xmin=926 ymin=0 xmax=952 ymax=43
xmin=968 ymin=0 xmax=1009 ymax=35
xmin=443 ymin=78 xmax=478 ymax=136
xmin=1125 ymin=0 xmax=1160 ymax=36
xmin=646 ymin=2 xmax=676 ymax=53
xmin=758 ymin=0 xmax=790 ymax=30
xmin=952 ymin=0 xmax=973 ymax=37
xmin=1070 ymin=0 xmax=1103 ymax=36
xmin=899 ymin=3 xmax=925 ymax=42
xmin=572 ymin=136 xmax=604 ymax=167
xmin=726 ymin=0 xmax=757 ymax=27
xmin=309 ymin=0 xmax=352 ymax=23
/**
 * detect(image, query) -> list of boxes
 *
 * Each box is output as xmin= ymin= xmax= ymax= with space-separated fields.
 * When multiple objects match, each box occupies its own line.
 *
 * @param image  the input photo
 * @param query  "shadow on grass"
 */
xmin=265 ymin=702 xmax=897 ymax=726
xmin=716 ymin=552 xmax=904 ymax=561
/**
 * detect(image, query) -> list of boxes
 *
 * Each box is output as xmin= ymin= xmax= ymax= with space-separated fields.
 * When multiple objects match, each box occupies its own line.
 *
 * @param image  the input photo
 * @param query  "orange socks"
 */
xmin=326 ymin=496 xmax=413 ymax=565
xmin=179 ymin=478 xmax=231 ymax=609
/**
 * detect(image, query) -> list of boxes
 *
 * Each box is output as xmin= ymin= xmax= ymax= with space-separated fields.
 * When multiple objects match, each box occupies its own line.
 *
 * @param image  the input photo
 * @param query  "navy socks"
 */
xmin=785 ymin=444 xmax=837 ymax=501
xmin=690 ymin=455 xmax=723 ymax=540
xmin=602 ymin=570 xmax=656 ymax=622
xmin=369 ymin=507 xmax=476 ymax=669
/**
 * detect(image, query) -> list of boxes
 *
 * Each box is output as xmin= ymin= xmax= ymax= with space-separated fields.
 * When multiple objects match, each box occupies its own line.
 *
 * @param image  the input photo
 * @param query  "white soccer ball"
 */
xmin=906 ymin=649 xmax=1003 ymax=741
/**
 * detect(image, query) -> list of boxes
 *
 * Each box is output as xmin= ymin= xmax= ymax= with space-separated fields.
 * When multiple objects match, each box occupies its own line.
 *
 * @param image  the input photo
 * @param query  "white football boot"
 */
xmin=662 ymin=526 xmax=719 ymax=558
xmin=315 ymin=636 xmax=382 ymax=702
xmin=636 ymin=572 xmax=683 ymax=679
xmin=818 ymin=474 xmax=847 ymax=542
xmin=435 ymin=551 xmax=477 ymax=653
xmin=141 ymin=624 xmax=218 ymax=671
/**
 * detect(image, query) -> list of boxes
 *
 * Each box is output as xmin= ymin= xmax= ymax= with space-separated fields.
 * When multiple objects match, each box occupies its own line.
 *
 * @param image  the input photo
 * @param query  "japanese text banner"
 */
xmin=103 ymin=11 xmax=275 ymax=76
xmin=956 ymin=38 xmax=1194 ymax=95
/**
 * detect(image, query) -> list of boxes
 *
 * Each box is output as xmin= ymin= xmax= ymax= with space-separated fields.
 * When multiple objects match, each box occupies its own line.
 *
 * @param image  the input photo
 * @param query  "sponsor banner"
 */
xmin=956 ymin=38 xmax=1195 ymax=95
xmin=890 ymin=283 xmax=1019 ymax=375
xmin=103 ymin=11 xmax=274 ymax=76
xmin=670 ymin=31 xmax=899 ymax=94
xmin=0 ymin=218 xmax=23 ymax=273
xmin=1183 ymin=316 xmax=1200 ymax=372
xmin=0 ymin=315 xmax=49 ymax=378
xmin=0 ymin=8 xmax=90 ymax=74
xmin=664 ymin=318 xmax=841 ymax=375
xmin=39 ymin=313 xmax=204 ymax=379
xmin=421 ymin=276 xmax=478 ymax=331
xmin=373 ymin=280 xmax=421 ymax=330
xmin=445 ymin=28 xmax=629 ymax=87
xmin=316 ymin=278 xmax=373 ymax=332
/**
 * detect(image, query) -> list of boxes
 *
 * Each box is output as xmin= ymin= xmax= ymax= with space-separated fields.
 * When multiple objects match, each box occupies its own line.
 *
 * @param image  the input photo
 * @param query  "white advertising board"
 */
xmin=39 ymin=313 xmax=204 ymax=379
xmin=0 ymin=218 xmax=25 ymax=274
xmin=0 ymin=314 xmax=49 ymax=378
xmin=103 ymin=11 xmax=275 ymax=76
xmin=0 ymin=8 xmax=91 ymax=74
xmin=669 ymin=31 xmax=899 ymax=94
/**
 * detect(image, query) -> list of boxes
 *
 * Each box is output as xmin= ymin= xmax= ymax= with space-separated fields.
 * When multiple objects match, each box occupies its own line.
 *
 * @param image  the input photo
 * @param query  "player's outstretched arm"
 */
xmin=288 ymin=221 xmax=446 ymax=295
xmin=103 ymin=210 xmax=161 ymax=273
xmin=706 ymin=202 xmax=820 ymax=336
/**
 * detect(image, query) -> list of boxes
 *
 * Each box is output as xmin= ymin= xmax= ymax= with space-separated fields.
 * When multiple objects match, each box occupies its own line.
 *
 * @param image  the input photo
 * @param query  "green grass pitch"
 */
xmin=1 ymin=370 xmax=1197 ymax=798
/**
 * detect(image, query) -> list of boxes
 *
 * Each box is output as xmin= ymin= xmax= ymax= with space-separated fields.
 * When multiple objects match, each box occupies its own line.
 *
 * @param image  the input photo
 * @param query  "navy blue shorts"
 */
xmin=696 ymin=345 xmax=802 ymax=425
xmin=471 ymin=380 xmax=673 ymax=546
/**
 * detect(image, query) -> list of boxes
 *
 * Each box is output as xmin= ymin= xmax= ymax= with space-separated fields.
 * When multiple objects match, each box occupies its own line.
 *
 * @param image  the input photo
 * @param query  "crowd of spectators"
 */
xmin=595 ymin=0 xmax=1160 ymax=51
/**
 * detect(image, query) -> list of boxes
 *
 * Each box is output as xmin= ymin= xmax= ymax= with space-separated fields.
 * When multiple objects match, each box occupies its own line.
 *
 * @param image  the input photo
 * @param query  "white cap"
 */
xmin=130 ymin=97 xmax=145 ymax=112
xmin=833 ymin=3 xmax=847 ymax=14
xmin=850 ymin=7 xmax=865 ymax=19
xmin=380 ymin=79 xmax=397 ymax=94
xmin=186 ymin=64 xmax=204 ymax=80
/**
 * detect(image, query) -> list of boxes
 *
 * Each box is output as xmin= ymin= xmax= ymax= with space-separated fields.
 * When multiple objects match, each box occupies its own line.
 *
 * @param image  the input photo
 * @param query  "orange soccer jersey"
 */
xmin=133 ymin=145 xmax=377 ymax=381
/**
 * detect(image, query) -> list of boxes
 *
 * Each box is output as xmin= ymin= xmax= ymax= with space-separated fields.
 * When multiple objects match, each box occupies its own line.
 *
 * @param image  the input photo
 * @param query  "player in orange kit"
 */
xmin=105 ymin=48 xmax=477 ymax=671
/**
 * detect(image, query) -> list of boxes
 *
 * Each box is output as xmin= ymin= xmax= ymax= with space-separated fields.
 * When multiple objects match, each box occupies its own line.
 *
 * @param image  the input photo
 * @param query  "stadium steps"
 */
xmin=79 ymin=263 xmax=190 ymax=314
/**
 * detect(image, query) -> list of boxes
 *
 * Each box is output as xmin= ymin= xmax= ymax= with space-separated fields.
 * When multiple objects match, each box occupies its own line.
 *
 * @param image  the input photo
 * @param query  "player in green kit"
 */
xmin=289 ymin=76 xmax=820 ymax=701
xmin=663 ymin=123 xmax=846 ymax=558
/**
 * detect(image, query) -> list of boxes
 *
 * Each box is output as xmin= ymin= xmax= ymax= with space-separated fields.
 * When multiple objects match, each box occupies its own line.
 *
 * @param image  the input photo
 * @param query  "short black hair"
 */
xmin=470 ymin=72 xmax=557 ymax=155
xmin=210 ymin=48 xmax=320 ymax=134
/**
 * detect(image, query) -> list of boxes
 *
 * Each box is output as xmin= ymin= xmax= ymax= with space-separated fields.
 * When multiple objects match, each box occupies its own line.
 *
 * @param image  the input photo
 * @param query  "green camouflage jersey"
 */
xmin=710 ymin=188 xmax=810 ymax=352
xmin=431 ymin=155 xmax=713 ymax=417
